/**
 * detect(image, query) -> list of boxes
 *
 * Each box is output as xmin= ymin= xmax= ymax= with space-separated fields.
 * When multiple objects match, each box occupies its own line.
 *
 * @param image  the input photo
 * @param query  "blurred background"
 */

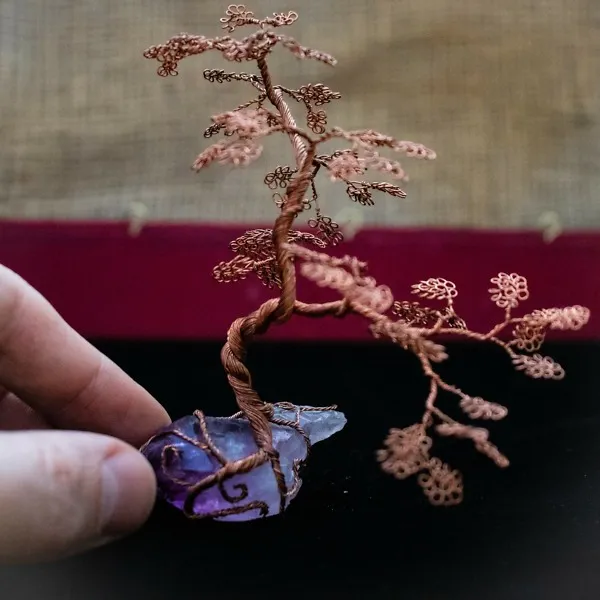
xmin=1 ymin=0 xmax=599 ymax=230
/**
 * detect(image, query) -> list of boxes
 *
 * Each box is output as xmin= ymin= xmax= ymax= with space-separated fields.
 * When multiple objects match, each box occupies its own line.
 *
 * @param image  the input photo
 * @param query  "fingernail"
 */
xmin=100 ymin=450 xmax=157 ymax=538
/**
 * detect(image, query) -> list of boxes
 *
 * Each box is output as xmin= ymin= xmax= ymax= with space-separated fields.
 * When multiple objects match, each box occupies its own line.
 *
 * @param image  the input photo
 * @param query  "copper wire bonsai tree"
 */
xmin=140 ymin=4 xmax=590 ymax=519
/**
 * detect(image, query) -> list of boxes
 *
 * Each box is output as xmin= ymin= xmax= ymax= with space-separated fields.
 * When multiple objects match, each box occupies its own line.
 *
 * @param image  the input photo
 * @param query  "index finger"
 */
xmin=0 ymin=265 xmax=170 ymax=446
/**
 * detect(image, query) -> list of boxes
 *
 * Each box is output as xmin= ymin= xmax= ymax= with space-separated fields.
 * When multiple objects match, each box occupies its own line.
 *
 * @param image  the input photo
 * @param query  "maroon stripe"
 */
xmin=0 ymin=220 xmax=597 ymax=340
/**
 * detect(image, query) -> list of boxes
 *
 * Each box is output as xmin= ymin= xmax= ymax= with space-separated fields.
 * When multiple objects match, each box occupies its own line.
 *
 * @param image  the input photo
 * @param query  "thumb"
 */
xmin=0 ymin=430 xmax=157 ymax=564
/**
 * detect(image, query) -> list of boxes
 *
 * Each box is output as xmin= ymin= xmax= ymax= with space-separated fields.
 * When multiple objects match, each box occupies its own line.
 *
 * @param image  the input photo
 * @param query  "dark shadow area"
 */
xmin=1 ymin=340 xmax=600 ymax=599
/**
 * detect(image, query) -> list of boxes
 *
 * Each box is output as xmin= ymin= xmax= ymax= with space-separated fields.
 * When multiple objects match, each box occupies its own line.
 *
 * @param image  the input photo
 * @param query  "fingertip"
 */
xmin=100 ymin=443 xmax=158 ymax=538
xmin=0 ymin=431 xmax=159 ymax=563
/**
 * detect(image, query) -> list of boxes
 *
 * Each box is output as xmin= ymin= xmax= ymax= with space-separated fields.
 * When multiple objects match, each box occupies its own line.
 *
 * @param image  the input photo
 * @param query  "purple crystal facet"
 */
xmin=141 ymin=405 xmax=346 ymax=522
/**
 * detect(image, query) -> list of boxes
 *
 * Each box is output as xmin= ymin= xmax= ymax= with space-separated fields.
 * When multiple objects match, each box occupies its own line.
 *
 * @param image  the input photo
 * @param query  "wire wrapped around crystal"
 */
xmin=140 ymin=404 xmax=346 ymax=521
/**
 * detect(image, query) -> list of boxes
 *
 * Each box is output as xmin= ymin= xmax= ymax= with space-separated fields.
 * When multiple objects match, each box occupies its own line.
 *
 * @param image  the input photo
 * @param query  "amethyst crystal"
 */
xmin=141 ymin=405 xmax=347 ymax=522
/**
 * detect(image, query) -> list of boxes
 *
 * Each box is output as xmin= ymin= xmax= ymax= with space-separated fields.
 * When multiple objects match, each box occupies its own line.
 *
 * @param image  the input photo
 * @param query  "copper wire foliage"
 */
xmin=143 ymin=5 xmax=590 ymax=512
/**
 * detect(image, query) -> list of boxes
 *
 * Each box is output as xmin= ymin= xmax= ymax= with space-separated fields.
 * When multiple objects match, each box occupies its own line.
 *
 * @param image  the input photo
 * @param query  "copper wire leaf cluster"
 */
xmin=315 ymin=135 xmax=432 ymax=206
xmin=392 ymin=300 xmax=466 ymax=330
xmin=264 ymin=165 xmax=297 ymax=189
xmin=279 ymin=83 xmax=342 ymax=134
xmin=459 ymin=396 xmax=508 ymax=421
xmin=213 ymin=229 xmax=326 ymax=288
xmin=286 ymin=243 xmax=590 ymax=504
xmin=143 ymin=8 xmax=336 ymax=77
xmin=489 ymin=272 xmax=529 ymax=309
xmin=510 ymin=305 xmax=590 ymax=352
xmin=307 ymin=214 xmax=343 ymax=246
xmin=377 ymin=426 xmax=464 ymax=506
xmin=219 ymin=5 xmax=300 ymax=33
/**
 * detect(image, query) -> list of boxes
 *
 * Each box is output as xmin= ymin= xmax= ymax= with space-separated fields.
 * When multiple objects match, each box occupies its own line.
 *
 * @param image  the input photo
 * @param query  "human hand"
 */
xmin=0 ymin=266 xmax=171 ymax=564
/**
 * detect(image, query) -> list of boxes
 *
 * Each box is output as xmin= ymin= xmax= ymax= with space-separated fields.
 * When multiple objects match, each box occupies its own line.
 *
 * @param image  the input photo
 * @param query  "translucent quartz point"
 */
xmin=141 ymin=405 xmax=347 ymax=522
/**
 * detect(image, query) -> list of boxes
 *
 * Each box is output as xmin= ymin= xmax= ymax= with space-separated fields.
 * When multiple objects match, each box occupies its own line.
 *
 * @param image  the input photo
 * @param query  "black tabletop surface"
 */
xmin=1 ymin=339 xmax=600 ymax=600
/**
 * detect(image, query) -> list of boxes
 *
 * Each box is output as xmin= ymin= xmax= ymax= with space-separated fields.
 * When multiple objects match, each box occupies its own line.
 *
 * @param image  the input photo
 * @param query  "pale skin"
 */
xmin=0 ymin=265 xmax=171 ymax=564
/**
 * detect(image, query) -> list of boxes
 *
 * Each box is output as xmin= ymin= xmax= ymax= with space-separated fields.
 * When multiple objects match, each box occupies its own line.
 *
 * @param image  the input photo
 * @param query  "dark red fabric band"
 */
xmin=0 ymin=221 xmax=596 ymax=340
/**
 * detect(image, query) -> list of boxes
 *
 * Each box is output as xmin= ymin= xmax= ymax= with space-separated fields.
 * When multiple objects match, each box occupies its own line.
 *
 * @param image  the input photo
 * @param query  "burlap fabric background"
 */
xmin=1 ymin=0 xmax=599 ymax=229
